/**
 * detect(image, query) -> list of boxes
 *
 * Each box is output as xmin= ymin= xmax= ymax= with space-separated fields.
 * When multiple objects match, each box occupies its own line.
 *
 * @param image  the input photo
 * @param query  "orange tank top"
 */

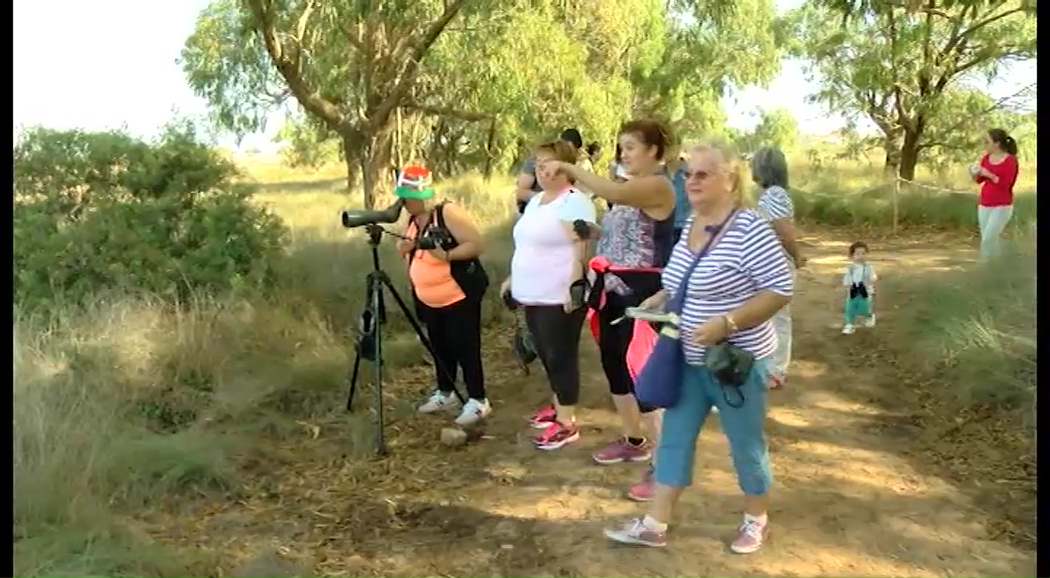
xmin=405 ymin=219 xmax=466 ymax=308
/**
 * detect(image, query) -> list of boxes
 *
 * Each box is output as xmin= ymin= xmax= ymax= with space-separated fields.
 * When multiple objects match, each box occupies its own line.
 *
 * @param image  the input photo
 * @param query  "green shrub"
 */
xmin=900 ymin=238 xmax=1035 ymax=410
xmin=13 ymin=123 xmax=288 ymax=310
xmin=792 ymin=183 xmax=1037 ymax=231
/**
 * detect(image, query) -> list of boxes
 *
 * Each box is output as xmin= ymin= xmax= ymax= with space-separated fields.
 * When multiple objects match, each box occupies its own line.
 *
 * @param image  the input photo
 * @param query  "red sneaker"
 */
xmin=592 ymin=436 xmax=652 ymax=465
xmin=534 ymin=421 xmax=580 ymax=450
xmin=527 ymin=403 xmax=557 ymax=430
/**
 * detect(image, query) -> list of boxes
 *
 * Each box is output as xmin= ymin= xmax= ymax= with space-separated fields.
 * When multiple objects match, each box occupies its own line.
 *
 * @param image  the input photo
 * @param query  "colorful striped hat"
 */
xmin=395 ymin=165 xmax=435 ymax=199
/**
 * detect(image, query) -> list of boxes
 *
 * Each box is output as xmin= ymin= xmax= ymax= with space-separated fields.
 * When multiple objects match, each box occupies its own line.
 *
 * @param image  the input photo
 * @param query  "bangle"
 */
xmin=723 ymin=314 xmax=739 ymax=333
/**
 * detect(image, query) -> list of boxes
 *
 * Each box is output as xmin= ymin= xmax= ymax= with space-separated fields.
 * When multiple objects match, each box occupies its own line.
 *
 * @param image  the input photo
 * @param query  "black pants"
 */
xmin=597 ymin=291 xmax=657 ymax=413
xmin=418 ymin=295 xmax=486 ymax=400
xmin=524 ymin=305 xmax=586 ymax=406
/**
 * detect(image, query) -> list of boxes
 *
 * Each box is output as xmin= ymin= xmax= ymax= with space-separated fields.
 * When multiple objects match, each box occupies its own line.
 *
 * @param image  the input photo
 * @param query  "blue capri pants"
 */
xmin=654 ymin=359 xmax=772 ymax=495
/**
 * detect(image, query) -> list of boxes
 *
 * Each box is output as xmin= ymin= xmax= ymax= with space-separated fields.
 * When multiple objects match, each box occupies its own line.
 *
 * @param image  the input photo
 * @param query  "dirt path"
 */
xmin=149 ymin=232 xmax=1036 ymax=577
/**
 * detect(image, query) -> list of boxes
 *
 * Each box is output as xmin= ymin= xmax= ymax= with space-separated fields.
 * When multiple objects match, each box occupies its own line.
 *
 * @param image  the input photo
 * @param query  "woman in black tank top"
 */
xmin=535 ymin=119 xmax=677 ymax=502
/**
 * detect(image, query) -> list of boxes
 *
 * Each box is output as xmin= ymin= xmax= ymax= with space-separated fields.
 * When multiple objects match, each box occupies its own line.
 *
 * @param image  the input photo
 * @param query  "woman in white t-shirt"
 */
xmin=501 ymin=140 xmax=599 ymax=451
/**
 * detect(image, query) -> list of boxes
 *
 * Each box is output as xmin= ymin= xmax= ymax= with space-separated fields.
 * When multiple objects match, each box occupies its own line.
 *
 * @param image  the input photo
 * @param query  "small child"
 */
xmin=841 ymin=241 xmax=877 ymax=335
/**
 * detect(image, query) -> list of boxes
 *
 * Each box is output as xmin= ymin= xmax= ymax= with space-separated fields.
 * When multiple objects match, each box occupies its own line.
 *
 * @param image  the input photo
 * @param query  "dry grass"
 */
xmin=13 ymin=153 xmax=1037 ymax=576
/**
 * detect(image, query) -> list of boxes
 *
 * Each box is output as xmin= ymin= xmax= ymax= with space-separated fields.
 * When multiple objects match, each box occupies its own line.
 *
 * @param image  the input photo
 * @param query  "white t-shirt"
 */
xmin=511 ymin=189 xmax=598 ymax=305
xmin=842 ymin=262 xmax=877 ymax=293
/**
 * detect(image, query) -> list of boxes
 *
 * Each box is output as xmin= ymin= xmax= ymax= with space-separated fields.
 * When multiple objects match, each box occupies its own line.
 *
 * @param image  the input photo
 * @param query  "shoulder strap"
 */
xmin=667 ymin=209 xmax=739 ymax=314
xmin=408 ymin=208 xmax=441 ymax=265
xmin=434 ymin=200 xmax=449 ymax=229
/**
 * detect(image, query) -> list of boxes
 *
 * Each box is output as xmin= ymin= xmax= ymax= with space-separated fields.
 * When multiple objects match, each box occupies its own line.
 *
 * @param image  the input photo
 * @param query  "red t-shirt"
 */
xmin=976 ymin=153 xmax=1019 ymax=207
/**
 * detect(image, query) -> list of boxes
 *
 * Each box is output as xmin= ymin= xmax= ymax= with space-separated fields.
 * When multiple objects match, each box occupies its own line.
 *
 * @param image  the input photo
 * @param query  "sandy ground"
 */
xmin=146 ymin=231 xmax=1036 ymax=578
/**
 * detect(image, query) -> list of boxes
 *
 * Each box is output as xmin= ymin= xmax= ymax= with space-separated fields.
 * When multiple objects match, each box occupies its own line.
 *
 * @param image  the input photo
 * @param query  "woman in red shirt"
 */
xmin=969 ymin=128 xmax=1019 ymax=262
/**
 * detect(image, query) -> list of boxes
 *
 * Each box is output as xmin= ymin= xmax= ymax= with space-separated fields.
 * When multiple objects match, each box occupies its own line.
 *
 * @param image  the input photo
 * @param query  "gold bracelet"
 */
xmin=723 ymin=314 xmax=739 ymax=333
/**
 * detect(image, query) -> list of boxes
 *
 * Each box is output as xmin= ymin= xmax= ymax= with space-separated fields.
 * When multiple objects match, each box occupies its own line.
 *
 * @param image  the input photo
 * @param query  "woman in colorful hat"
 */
xmin=395 ymin=166 xmax=493 ymax=426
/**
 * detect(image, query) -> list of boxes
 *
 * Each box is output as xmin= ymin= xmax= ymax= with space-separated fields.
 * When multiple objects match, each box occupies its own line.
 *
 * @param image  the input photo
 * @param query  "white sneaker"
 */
xmin=454 ymin=398 xmax=492 ymax=426
xmin=841 ymin=324 xmax=855 ymax=335
xmin=418 ymin=391 xmax=460 ymax=414
xmin=864 ymin=315 xmax=876 ymax=328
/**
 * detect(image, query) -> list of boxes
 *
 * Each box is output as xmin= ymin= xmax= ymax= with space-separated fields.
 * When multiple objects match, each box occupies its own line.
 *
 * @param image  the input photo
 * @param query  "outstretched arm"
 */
xmin=556 ymin=161 xmax=675 ymax=218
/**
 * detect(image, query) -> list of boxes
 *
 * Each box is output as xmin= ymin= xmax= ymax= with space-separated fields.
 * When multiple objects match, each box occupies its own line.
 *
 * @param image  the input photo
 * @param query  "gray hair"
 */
xmin=750 ymin=146 xmax=790 ymax=189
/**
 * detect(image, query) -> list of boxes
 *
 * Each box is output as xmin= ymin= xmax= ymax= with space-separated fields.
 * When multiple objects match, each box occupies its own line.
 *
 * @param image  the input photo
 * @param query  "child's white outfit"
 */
xmin=842 ymin=262 xmax=876 ymax=334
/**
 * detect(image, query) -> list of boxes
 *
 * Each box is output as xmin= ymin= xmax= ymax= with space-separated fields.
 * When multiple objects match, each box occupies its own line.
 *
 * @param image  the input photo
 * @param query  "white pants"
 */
xmin=977 ymin=205 xmax=1014 ymax=261
xmin=769 ymin=303 xmax=792 ymax=382
xmin=767 ymin=260 xmax=795 ymax=383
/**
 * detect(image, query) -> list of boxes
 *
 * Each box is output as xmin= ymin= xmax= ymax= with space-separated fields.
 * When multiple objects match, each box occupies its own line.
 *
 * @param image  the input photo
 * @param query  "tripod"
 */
xmin=346 ymin=224 xmax=465 ymax=456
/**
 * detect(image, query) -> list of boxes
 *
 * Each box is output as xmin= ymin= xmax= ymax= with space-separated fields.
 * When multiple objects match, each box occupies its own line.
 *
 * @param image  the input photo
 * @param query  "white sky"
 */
xmin=13 ymin=0 xmax=1036 ymax=152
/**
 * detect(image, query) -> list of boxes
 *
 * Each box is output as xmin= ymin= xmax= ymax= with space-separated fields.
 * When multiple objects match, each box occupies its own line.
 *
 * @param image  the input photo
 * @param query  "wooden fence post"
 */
xmin=892 ymin=171 xmax=900 ymax=236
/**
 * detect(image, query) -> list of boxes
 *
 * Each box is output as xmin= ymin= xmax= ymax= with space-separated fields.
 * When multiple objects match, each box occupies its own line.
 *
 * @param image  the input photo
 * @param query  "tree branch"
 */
xmin=940 ymin=6 xmax=1025 ymax=59
xmin=917 ymin=81 xmax=1037 ymax=152
xmin=955 ymin=48 xmax=1032 ymax=76
xmin=370 ymin=0 xmax=470 ymax=131
xmin=402 ymin=104 xmax=494 ymax=122
xmin=246 ymin=0 xmax=347 ymax=131
xmin=295 ymin=0 xmax=316 ymax=45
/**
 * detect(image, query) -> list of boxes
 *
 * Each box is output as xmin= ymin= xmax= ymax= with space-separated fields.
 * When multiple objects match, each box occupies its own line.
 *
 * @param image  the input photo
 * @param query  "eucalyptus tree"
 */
xmin=788 ymin=0 xmax=1036 ymax=179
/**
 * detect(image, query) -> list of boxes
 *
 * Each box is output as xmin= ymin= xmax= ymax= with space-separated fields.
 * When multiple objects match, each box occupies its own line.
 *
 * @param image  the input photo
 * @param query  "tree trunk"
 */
xmin=342 ymin=126 xmax=393 ymax=209
xmin=429 ymin=119 xmax=445 ymax=176
xmin=341 ymin=132 xmax=361 ymax=194
xmin=881 ymin=133 xmax=902 ymax=179
xmin=394 ymin=107 xmax=404 ymax=168
xmin=408 ymin=113 xmax=424 ymax=164
xmin=483 ymin=118 xmax=497 ymax=179
xmin=898 ymin=129 xmax=922 ymax=181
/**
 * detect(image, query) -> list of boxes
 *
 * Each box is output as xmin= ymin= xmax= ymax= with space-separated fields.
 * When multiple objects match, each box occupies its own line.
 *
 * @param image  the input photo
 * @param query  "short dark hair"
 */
xmin=559 ymin=128 xmax=583 ymax=150
xmin=586 ymin=141 xmax=601 ymax=158
xmin=848 ymin=241 xmax=869 ymax=256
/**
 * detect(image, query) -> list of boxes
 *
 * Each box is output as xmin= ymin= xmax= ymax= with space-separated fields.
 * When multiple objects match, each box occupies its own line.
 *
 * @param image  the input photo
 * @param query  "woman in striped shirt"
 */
xmin=751 ymin=146 xmax=806 ymax=389
xmin=604 ymin=141 xmax=793 ymax=554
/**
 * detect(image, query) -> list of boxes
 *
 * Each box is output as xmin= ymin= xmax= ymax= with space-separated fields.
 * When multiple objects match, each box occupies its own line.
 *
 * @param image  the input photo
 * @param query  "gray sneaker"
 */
xmin=604 ymin=517 xmax=667 ymax=548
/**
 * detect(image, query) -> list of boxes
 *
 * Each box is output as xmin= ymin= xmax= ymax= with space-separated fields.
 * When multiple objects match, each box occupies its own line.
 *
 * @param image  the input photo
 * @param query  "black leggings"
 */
xmin=597 ymin=292 xmax=657 ymax=414
xmin=418 ymin=296 xmax=485 ymax=400
xmin=524 ymin=305 xmax=586 ymax=406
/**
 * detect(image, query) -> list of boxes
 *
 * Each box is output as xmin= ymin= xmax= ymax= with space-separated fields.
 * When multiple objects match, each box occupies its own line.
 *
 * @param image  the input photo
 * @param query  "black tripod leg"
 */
xmin=346 ymin=350 xmax=362 ymax=411
xmin=377 ymin=276 xmax=466 ymax=405
xmin=370 ymin=283 xmax=386 ymax=456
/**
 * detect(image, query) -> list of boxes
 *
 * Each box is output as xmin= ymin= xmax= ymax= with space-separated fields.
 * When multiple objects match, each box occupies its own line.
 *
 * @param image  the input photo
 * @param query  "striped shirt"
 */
xmin=662 ymin=209 xmax=794 ymax=365
xmin=756 ymin=185 xmax=794 ymax=222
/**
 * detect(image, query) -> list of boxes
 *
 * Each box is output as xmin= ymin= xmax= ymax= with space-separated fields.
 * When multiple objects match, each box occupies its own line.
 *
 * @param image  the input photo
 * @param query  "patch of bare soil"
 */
xmin=144 ymin=230 xmax=1036 ymax=577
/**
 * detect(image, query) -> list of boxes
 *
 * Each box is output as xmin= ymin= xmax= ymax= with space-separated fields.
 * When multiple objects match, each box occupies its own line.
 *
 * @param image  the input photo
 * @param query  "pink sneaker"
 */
xmin=534 ymin=421 xmax=580 ymax=450
xmin=527 ymin=404 xmax=557 ymax=429
xmin=592 ymin=436 xmax=652 ymax=465
xmin=730 ymin=517 xmax=769 ymax=554
xmin=626 ymin=467 xmax=655 ymax=502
